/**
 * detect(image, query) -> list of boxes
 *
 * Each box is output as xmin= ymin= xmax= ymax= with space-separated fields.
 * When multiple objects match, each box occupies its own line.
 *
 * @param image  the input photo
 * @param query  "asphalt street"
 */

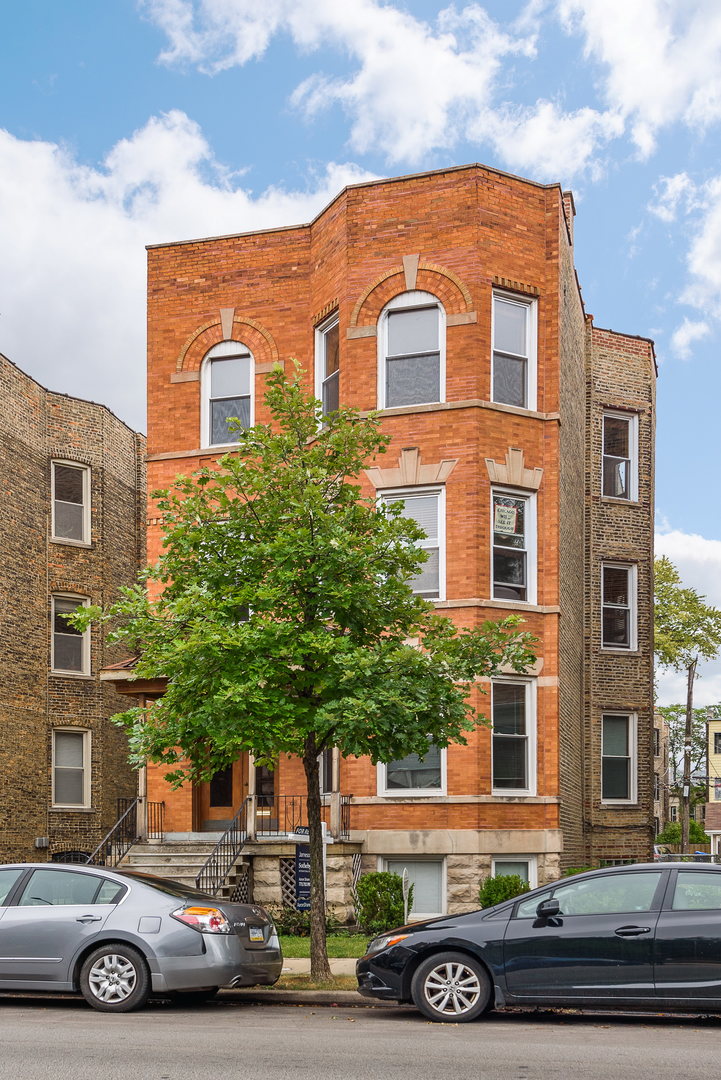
xmin=1 ymin=995 xmax=720 ymax=1080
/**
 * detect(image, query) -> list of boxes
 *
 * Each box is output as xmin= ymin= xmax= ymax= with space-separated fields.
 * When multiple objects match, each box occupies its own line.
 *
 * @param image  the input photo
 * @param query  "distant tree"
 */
xmin=658 ymin=704 xmax=721 ymax=813
xmin=655 ymin=820 xmax=709 ymax=846
xmin=654 ymin=557 xmax=721 ymax=850
xmin=74 ymin=366 xmax=536 ymax=978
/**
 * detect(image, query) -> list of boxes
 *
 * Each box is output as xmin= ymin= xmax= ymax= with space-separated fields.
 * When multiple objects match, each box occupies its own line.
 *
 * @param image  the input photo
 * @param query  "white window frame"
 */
xmin=52 ymin=728 xmax=91 ymax=809
xmin=314 ymin=312 xmax=340 ymax=418
xmin=491 ymin=678 xmax=537 ymax=796
xmin=379 ymin=485 xmax=446 ymax=602
xmin=491 ymin=855 xmax=538 ymax=889
xmin=51 ymin=594 xmax=91 ymax=676
xmin=377 ymin=291 xmax=446 ymax=410
xmin=491 ymin=487 xmax=537 ymax=605
xmin=51 ymin=460 xmax=91 ymax=546
xmin=601 ymin=712 xmax=638 ymax=805
xmin=200 ymin=341 xmax=255 ymax=449
xmin=381 ymin=856 xmax=447 ymax=919
xmin=601 ymin=562 xmax=638 ymax=651
xmin=491 ymin=292 xmax=537 ymax=412
xmin=377 ymin=745 xmax=447 ymax=798
xmin=602 ymin=410 xmax=638 ymax=502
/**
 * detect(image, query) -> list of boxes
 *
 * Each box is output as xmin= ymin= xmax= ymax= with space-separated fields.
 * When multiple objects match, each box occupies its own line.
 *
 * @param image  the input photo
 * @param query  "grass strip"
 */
xmin=279 ymin=933 xmax=369 ymax=958
xmin=273 ymin=974 xmax=359 ymax=992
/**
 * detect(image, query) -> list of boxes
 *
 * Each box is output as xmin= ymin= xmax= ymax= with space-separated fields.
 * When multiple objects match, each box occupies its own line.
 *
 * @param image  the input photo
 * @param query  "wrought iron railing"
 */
xmin=195 ymin=796 xmax=251 ymax=895
xmin=86 ymin=797 xmax=140 ymax=866
xmin=340 ymin=794 xmax=351 ymax=839
xmin=85 ymin=797 xmax=165 ymax=867
xmin=255 ymin=794 xmax=351 ymax=841
xmin=146 ymin=798 xmax=165 ymax=840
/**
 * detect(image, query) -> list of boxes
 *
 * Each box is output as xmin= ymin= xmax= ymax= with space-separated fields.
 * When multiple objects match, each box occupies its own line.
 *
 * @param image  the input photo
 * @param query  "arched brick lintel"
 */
xmin=349 ymin=260 xmax=474 ymax=327
xmin=176 ymin=315 xmax=279 ymax=373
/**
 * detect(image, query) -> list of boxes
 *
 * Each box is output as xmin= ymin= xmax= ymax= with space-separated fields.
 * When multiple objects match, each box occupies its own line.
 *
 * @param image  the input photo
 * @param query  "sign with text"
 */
xmin=295 ymin=844 xmax=311 ymax=911
xmin=494 ymin=503 xmax=518 ymax=535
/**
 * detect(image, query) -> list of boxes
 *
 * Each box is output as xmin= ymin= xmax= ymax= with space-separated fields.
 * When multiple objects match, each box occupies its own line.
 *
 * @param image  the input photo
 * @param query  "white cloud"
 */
xmin=143 ymin=1 xmax=721 ymax=180
xmin=0 ymin=111 xmax=377 ymax=430
xmin=648 ymin=172 xmax=697 ymax=223
xmin=655 ymin=529 xmax=721 ymax=707
xmin=143 ymin=0 xmax=618 ymax=179
xmin=645 ymin=172 xmax=721 ymax=348
xmin=670 ymin=317 xmax=711 ymax=360
xmin=557 ymin=0 xmax=721 ymax=156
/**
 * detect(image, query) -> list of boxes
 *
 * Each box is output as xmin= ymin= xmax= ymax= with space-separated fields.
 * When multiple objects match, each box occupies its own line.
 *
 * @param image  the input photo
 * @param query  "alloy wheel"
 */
xmin=422 ymin=960 xmax=483 ymax=1017
xmin=87 ymin=953 xmax=138 ymax=1003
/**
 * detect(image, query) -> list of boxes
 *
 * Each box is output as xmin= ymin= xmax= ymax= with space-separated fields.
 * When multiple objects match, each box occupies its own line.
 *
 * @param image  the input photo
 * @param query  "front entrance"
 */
xmin=196 ymin=760 xmax=246 ymax=831
xmin=195 ymin=759 xmax=276 ymax=832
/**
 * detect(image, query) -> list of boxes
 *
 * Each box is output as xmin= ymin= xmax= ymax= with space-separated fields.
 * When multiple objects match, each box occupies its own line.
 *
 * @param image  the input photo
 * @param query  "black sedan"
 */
xmin=357 ymin=862 xmax=721 ymax=1022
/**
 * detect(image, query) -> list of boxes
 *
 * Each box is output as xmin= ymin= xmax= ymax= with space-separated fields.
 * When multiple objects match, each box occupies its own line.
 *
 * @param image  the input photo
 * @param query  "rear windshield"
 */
xmin=114 ymin=870 xmax=215 ymax=901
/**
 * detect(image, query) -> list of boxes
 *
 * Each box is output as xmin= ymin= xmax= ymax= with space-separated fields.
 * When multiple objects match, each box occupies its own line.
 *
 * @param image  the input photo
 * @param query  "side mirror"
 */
xmin=536 ymin=898 xmax=560 ymax=919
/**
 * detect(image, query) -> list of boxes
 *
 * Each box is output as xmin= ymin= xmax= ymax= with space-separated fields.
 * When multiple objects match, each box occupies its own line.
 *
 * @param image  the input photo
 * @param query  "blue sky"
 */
xmin=2 ymin=0 xmax=721 ymax=702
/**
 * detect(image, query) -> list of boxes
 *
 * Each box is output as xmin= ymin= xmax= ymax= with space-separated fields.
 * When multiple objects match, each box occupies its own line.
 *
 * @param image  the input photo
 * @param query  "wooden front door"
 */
xmin=196 ymin=759 xmax=246 ymax=831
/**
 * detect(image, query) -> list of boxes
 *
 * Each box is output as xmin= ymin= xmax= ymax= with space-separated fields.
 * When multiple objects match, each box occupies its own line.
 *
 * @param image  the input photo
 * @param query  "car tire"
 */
xmin=79 ymin=944 xmax=150 ymax=1013
xmin=169 ymin=987 xmax=220 ymax=1004
xmin=411 ymin=951 xmax=492 ymax=1023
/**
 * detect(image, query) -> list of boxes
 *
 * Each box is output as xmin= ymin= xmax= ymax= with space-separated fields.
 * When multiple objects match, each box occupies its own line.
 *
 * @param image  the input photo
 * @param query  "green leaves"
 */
xmin=654 ymin=556 xmax=721 ymax=671
xmin=97 ymin=365 xmax=536 ymax=787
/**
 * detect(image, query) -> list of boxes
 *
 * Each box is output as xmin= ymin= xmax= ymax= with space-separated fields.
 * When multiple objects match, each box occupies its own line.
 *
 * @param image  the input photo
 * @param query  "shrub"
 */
xmin=477 ymin=874 xmax=529 ymax=909
xmin=354 ymin=871 xmax=412 ymax=934
xmin=562 ymin=866 xmax=594 ymax=877
xmin=267 ymin=905 xmax=342 ymax=937
xmin=655 ymin=820 xmax=709 ymax=845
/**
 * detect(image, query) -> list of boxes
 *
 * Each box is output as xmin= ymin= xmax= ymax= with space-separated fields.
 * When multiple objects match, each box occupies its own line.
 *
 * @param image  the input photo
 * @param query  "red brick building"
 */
xmin=128 ymin=164 xmax=655 ymax=917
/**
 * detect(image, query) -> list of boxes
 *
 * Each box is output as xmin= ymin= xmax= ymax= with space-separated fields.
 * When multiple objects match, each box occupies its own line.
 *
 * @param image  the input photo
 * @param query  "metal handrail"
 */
xmin=86 ymin=797 xmax=140 ymax=867
xmin=195 ymin=796 xmax=251 ymax=895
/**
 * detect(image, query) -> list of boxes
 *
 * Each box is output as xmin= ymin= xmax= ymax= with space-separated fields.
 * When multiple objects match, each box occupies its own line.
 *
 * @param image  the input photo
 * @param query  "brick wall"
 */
xmin=0 ymin=353 xmax=146 ymax=862
xmin=142 ymin=163 xmax=656 ymax=882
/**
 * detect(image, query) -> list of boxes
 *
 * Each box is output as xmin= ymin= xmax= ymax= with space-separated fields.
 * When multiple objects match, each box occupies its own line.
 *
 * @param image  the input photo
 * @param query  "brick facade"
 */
xmin=0 ymin=353 xmax=146 ymax=863
xmin=138 ymin=163 xmax=656 ymax=912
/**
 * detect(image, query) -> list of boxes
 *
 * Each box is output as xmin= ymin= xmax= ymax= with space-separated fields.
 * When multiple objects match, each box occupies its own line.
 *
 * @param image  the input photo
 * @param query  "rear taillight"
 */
xmin=171 ymin=905 xmax=232 ymax=934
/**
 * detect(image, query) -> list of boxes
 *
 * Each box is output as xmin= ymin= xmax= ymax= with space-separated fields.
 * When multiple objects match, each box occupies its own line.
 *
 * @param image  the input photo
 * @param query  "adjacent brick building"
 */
xmin=0 ymin=352 xmax=146 ymax=863
xmin=121 ymin=163 xmax=655 ymax=916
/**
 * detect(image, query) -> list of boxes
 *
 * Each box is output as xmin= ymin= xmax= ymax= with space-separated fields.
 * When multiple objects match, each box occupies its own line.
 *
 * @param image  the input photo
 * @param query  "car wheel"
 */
xmin=411 ymin=951 xmax=491 ymax=1023
xmin=169 ymin=987 xmax=220 ymax=1004
xmin=79 ymin=944 xmax=150 ymax=1013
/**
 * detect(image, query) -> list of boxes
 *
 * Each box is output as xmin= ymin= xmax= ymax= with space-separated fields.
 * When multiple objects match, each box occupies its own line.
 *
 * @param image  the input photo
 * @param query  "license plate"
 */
xmin=248 ymin=927 xmax=264 ymax=942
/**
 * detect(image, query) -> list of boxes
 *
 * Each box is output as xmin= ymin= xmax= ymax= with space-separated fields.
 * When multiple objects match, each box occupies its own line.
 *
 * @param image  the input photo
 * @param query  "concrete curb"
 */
xmin=224 ymin=988 xmax=377 ymax=1007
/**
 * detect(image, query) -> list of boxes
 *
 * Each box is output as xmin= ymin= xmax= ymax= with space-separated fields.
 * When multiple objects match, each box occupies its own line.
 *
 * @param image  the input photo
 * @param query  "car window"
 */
xmin=94 ymin=879 xmax=127 ymax=905
xmin=0 ymin=868 xmax=24 ymax=905
xmin=552 ymin=872 xmax=662 ymax=916
xmin=672 ymin=871 xmax=721 ymax=911
xmin=17 ymin=869 xmax=110 ymax=906
xmin=516 ymin=889 xmax=554 ymax=919
xmin=515 ymin=873 xmax=662 ymax=919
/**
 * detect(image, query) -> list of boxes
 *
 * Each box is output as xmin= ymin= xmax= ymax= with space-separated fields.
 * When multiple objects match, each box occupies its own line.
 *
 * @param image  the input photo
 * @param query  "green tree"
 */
xmin=657 ymin=704 xmax=721 ymax=819
xmin=76 ymin=367 xmax=536 ymax=977
xmin=654 ymin=557 xmax=721 ymax=851
xmin=655 ymin=820 xmax=709 ymax=846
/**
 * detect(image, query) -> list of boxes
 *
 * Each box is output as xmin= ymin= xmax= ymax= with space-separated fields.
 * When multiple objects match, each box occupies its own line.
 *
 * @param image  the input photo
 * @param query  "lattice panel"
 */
xmin=280 ymin=857 xmax=296 ymax=906
xmin=229 ymin=865 xmax=251 ymax=905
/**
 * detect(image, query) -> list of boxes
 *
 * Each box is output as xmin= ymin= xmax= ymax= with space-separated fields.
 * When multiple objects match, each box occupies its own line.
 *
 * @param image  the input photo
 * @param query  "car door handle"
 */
xmin=76 ymin=915 xmax=103 ymax=924
xmin=614 ymin=925 xmax=651 ymax=937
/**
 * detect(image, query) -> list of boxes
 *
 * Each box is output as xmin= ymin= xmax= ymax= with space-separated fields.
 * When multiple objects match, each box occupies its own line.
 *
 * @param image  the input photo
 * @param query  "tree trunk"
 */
xmin=681 ymin=657 xmax=698 ymax=853
xmin=302 ymin=734 xmax=332 ymax=980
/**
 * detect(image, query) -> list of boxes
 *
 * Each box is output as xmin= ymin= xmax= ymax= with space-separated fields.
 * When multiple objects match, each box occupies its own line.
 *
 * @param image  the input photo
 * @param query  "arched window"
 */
xmin=378 ymin=291 xmax=445 ymax=409
xmin=201 ymin=341 xmax=254 ymax=447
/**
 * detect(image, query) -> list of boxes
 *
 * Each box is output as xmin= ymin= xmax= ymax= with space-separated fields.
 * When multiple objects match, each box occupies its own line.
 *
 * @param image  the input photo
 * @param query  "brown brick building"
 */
xmin=130 ymin=164 xmax=655 ymax=916
xmin=0 ymin=353 xmax=146 ymax=863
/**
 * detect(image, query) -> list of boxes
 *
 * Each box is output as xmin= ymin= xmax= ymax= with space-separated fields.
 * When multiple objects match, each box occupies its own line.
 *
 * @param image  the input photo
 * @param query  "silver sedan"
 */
xmin=0 ymin=862 xmax=282 ymax=1012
